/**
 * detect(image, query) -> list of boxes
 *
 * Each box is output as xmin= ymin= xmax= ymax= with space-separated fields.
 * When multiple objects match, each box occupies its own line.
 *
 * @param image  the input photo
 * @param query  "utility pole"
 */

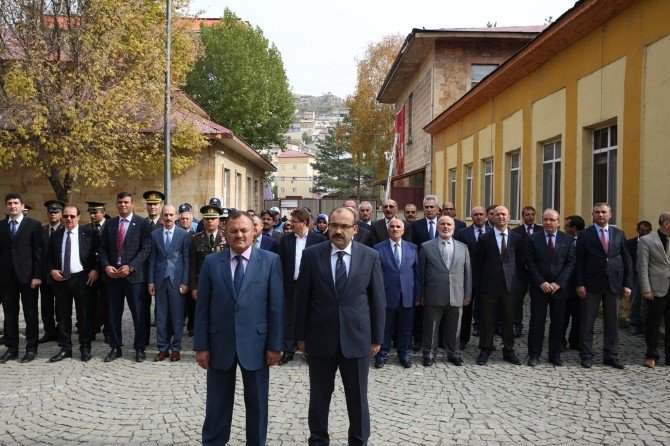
xmin=164 ymin=0 xmax=172 ymax=203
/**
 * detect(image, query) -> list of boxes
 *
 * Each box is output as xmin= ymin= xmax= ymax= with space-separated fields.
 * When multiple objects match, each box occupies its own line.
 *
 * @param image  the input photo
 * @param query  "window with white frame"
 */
xmin=471 ymin=64 xmax=499 ymax=89
xmin=542 ymin=140 xmax=561 ymax=212
xmin=508 ymin=152 xmax=521 ymax=220
xmin=449 ymin=169 xmax=457 ymax=205
xmin=223 ymin=168 xmax=230 ymax=207
xmin=593 ymin=124 xmax=617 ymax=223
xmin=235 ymin=173 xmax=242 ymax=208
xmin=464 ymin=164 xmax=473 ymax=213
xmin=483 ymin=158 xmax=494 ymax=208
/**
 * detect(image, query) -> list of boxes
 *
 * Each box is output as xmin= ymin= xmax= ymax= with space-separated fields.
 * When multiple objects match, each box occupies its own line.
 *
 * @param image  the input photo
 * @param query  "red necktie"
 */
xmin=600 ymin=228 xmax=608 ymax=254
xmin=547 ymin=233 xmax=555 ymax=259
xmin=117 ymin=219 xmax=126 ymax=265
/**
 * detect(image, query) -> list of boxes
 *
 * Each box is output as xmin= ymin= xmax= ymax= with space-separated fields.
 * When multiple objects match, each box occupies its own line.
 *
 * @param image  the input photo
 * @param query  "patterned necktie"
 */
xmin=335 ymin=251 xmax=347 ymax=298
xmin=165 ymin=230 xmax=172 ymax=250
xmin=233 ymin=255 xmax=245 ymax=296
xmin=500 ymin=233 xmax=507 ymax=259
xmin=429 ymin=220 xmax=435 ymax=239
xmin=527 ymin=226 xmax=532 ymax=236
xmin=477 ymin=228 xmax=483 ymax=241
xmin=116 ymin=219 xmax=126 ymax=265
xmin=393 ymin=242 xmax=401 ymax=268
xmin=9 ymin=220 xmax=18 ymax=238
xmin=63 ymin=231 xmax=72 ymax=280
xmin=547 ymin=233 xmax=555 ymax=259
xmin=600 ymin=228 xmax=609 ymax=254
xmin=441 ymin=241 xmax=451 ymax=269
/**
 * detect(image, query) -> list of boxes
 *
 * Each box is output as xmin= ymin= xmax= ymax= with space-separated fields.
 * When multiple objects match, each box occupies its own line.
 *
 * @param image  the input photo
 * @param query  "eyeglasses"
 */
xmin=382 ymin=205 xmax=395 ymax=209
xmin=62 ymin=215 xmax=77 ymax=219
xmin=328 ymin=223 xmax=355 ymax=230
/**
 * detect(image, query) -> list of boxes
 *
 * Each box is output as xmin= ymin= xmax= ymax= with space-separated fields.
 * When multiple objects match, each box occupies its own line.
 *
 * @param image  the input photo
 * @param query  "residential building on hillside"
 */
xmin=273 ymin=149 xmax=317 ymax=199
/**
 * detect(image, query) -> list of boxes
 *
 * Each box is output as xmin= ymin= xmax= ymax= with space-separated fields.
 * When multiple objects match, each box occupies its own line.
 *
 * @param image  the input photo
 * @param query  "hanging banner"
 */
xmin=395 ymin=105 xmax=405 ymax=175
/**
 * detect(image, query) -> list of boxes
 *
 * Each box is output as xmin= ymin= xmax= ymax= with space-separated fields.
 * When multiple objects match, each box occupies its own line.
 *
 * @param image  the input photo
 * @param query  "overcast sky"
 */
xmin=188 ymin=0 xmax=578 ymax=98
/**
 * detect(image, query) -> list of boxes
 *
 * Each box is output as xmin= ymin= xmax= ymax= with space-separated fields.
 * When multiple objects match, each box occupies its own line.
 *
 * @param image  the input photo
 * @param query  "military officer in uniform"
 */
xmin=85 ymin=201 xmax=109 ymax=342
xmin=38 ymin=200 xmax=65 ymax=344
xmin=143 ymin=191 xmax=164 ymax=231
xmin=188 ymin=205 xmax=226 ymax=336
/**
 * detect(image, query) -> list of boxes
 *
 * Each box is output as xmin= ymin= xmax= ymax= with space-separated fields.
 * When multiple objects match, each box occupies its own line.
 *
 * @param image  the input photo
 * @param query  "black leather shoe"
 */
xmin=503 ymin=353 xmax=522 ymax=365
xmin=550 ymin=358 xmax=564 ymax=367
xmin=400 ymin=359 xmax=412 ymax=368
xmin=38 ymin=334 xmax=57 ymax=344
xmin=603 ymin=358 xmax=624 ymax=370
xmin=374 ymin=360 xmax=385 ymax=369
xmin=581 ymin=359 xmax=593 ymax=368
xmin=81 ymin=350 xmax=92 ymax=362
xmin=476 ymin=351 xmax=490 ymax=365
xmin=527 ymin=356 xmax=539 ymax=367
xmin=422 ymin=357 xmax=434 ymax=367
xmin=104 ymin=348 xmax=122 ymax=362
xmin=278 ymin=354 xmax=294 ymax=366
xmin=49 ymin=349 xmax=72 ymax=363
xmin=0 ymin=349 xmax=18 ymax=363
xmin=448 ymin=357 xmax=464 ymax=366
xmin=21 ymin=351 xmax=36 ymax=363
xmin=135 ymin=349 xmax=146 ymax=362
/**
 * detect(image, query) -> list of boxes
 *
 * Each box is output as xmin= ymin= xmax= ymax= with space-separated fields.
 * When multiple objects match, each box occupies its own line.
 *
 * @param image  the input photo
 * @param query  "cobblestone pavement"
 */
xmin=1 ymin=299 xmax=669 ymax=446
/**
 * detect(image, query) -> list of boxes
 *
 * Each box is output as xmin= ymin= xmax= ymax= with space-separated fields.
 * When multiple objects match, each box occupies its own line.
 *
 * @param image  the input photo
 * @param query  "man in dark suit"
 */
xmin=143 ymin=190 xmax=164 ymax=345
xmin=0 ymin=193 xmax=44 ymax=363
xmin=251 ymin=215 xmax=279 ymax=253
xmin=575 ymin=202 xmax=633 ymax=369
xmin=369 ymin=199 xmax=412 ymax=245
xmin=626 ymin=220 xmax=652 ymax=335
xmin=562 ymin=215 xmax=585 ymax=350
xmin=420 ymin=216 xmax=471 ymax=367
xmin=85 ymin=201 xmax=109 ymax=342
xmin=194 ymin=211 xmax=283 ymax=446
xmin=373 ymin=217 xmax=420 ymax=368
xmin=38 ymin=200 xmax=64 ymax=344
xmin=357 ymin=201 xmax=374 ymax=230
xmin=525 ymin=209 xmax=575 ymax=366
xmin=277 ymin=208 xmax=324 ymax=365
xmin=99 ymin=191 xmax=153 ymax=363
xmin=475 ymin=206 xmax=523 ymax=366
xmin=296 ymin=207 xmax=385 ymax=446
xmin=46 ymin=204 xmax=100 ymax=362
xmin=511 ymin=205 xmax=544 ymax=338
xmin=148 ymin=205 xmax=190 ymax=362
xmin=441 ymin=201 xmax=466 ymax=231
xmin=404 ymin=203 xmax=418 ymax=223
xmin=455 ymin=206 xmax=491 ymax=346
xmin=344 ymin=203 xmax=374 ymax=247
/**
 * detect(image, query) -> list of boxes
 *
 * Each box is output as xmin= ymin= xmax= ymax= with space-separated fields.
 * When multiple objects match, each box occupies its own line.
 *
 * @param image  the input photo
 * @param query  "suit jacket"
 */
xmin=295 ymin=241 xmax=386 ymax=359
xmin=259 ymin=233 xmax=279 ymax=253
xmin=278 ymin=231 xmax=325 ymax=300
xmin=419 ymin=237 xmax=471 ymax=307
xmin=575 ymin=225 xmax=633 ymax=294
xmin=455 ymin=224 xmax=492 ymax=294
xmin=42 ymin=224 xmax=62 ymax=283
xmin=373 ymin=239 xmax=421 ymax=309
xmin=189 ymin=230 xmax=226 ymax=289
xmin=148 ymin=226 xmax=190 ymax=289
xmin=626 ymin=237 xmax=639 ymax=276
xmin=193 ymin=247 xmax=284 ymax=371
xmin=411 ymin=218 xmax=439 ymax=250
xmin=637 ymin=232 xmax=670 ymax=297
xmin=0 ymin=216 xmax=43 ymax=285
xmin=46 ymin=226 xmax=100 ymax=275
xmin=525 ymin=230 xmax=575 ymax=298
xmin=511 ymin=223 xmax=543 ymax=282
xmin=356 ymin=220 xmax=372 ymax=231
xmin=453 ymin=218 xmax=466 ymax=231
xmin=369 ymin=218 xmax=412 ymax=246
xmin=475 ymin=229 xmax=523 ymax=296
xmin=353 ymin=225 xmax=373 ymax=247
xmin=99 ymin=214 xmax=152 ymax=284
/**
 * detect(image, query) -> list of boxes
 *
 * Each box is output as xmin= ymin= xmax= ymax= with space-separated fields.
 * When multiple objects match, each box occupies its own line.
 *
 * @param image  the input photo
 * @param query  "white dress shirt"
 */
xmin=330 ymin=242 xmax=352 ymax=283
xmin=494 ymin=227 xmax=509 ymax=254
xmin=389 ymin=238 xmax=402 ymax=266
xmin=61 ymin=225 xmax=84 ymax=274
xmin=294 ymin=231 xmax=309 ymax=281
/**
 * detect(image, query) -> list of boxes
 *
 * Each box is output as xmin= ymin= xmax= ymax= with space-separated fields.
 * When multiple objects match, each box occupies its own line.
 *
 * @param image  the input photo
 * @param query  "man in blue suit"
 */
xmin=373 ymin=217 xmax=421 ymax=368
xmin=148 ymin=205 xmax=190 ymax=362
xmin=296 ymin=207 xmax=386 ymax=446
xmin=194 ymin=211 xmax=284 ymax=446
xmin=99 ymin=192 xmax=152 ymax=363
xmin=251 ymin=215 xmax=279 ymax=253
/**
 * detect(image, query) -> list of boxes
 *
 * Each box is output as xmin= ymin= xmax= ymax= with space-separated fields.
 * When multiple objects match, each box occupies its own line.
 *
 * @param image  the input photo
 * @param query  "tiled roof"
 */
xmin=278 ymin=150 xmax=313 ymax=158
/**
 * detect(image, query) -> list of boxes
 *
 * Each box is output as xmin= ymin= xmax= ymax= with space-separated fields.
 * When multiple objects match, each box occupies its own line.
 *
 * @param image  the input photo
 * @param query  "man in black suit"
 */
xmin=441 ymin=201 xmax=466 ymax=231
xmin=369 ymin=199 xmax=412 ymax=245
xmin=575 ymin=202 xmax=633 ymax=369
xmin=296 ymin=207 xmax=385 ymax=446
xmin=277 ymin=208 xmax=324 ymax=365
xmin=356 ymin=201 xmax=374 ymax=230
xmin=562 ymin=215 xmax=585 ymax=350
xmin=344 ymin=202 xmax=373 ymax=247
xmin=475 ymin=205 xmax=523 ymax=366
xmin=251 ymin=215 xmax=279 ymax=253
xmin=626 ymin=220 xmax=652 ymax=335
xmin=38 ymin=200 xmax=64 ymax=344
xmin=46 ymin=204 xmax=100 ymax=362
xmin=99 ymin=192 xmax=153 ymax=362
xmin=143 ymin=190 xmax=164 ymax=344
xmin=0 ymin=193 xmax=43 ymax=363
xmin=525 ymin=209 xmax=575 ymax=366
xmin=404 ymin=203 xmax=418 ymax=223
xmin=455 ymin=205 xmax=491 ymax=346
xmin=511 ymin=205 xmax=544 ymax=338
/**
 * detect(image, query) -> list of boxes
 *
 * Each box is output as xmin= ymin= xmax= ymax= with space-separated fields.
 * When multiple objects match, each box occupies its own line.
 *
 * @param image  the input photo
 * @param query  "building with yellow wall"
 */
xmin=274 ymin=149 xmax=316 ymax=199
xmin=425 ymin=0 xmax=670 ymax=233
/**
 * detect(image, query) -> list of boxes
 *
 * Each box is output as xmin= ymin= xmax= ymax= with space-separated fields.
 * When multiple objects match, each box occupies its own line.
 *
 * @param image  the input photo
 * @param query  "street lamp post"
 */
xmin=164 ymin=0 xmax=172 ymax=203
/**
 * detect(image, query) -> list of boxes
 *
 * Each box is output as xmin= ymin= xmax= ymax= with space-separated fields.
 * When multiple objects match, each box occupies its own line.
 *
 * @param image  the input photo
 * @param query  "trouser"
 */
xmin=628 ymin=278 xmax=646 ymax=331
xmin=563 ymin=283 xmax=581 ymax=348
xmin=527 ymin=291 xmax=567 ymax=360
xmin=513 ymin=281 xmax=529 ymax=330
xmin=645 ymin=289 xmax=670 ymax=361
xmin=155 ymin=278 xmax=186 ymax=352
xmin=107 ymin=279 xmax=147 ymax=350
xmin=422 ymin=304 xmax=462 ymax=360
xmin=283 ymin=285 xmax=297 ymax=354
xmin=377 ymin=305 xmax=414 ymax=361
xmin=3 ymin=272 xmax=39 ymax=353
xmin=580 ymin=291 xmax=620 ymax=362
xmin=461 ymin=300 xmax=473 ymax=345
xmin=479 ymin=291 xmax=517 ymax=354
xmin=39 ymin=283 xmax=57 ymax=336
xmin=53 ymin=271 xmax=92 ymax=351
xmin=185 ymin=293 xmax=196 ymax=332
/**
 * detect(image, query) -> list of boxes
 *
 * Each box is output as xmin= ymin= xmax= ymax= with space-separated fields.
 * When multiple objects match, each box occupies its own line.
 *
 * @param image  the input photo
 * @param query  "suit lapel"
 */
xmin=219 ymin=252 xmax=235 ymax=299
xmin=320 ymin=242 xmax=338 ymax=300
xmin=237 ymin=248 xmax=260 ymax=301
xmin=651 ymin=233 xmax=669 ymax=264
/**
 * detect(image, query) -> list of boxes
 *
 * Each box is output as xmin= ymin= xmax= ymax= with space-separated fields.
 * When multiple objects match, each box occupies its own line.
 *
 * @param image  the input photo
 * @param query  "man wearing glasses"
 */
xmin=370 ymin=199 xmax=412 ymax=245
xmin=442 ymin=201 xmax=466 ymax=231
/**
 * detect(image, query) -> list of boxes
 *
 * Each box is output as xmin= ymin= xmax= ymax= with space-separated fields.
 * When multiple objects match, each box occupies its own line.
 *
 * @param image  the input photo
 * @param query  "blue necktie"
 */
xmin=393 ymin=242 xmax=401 ymax=268
xmin=335 ymin=251 xmax=347 ymax=298
xmin=233 ymin=255 xmax=245 ymax=296
xmin=429 ymin=220 xmax=435 ymax=239
xmin=9 ymin=220 xmax=18 ymax=238
xmin=165 ymin=231 xmax=172 ymax=250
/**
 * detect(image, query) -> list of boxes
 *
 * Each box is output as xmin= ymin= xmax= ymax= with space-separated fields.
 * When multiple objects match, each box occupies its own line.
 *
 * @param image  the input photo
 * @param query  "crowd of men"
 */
xmin=1 ymin=190 xmax=669 ymax=445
